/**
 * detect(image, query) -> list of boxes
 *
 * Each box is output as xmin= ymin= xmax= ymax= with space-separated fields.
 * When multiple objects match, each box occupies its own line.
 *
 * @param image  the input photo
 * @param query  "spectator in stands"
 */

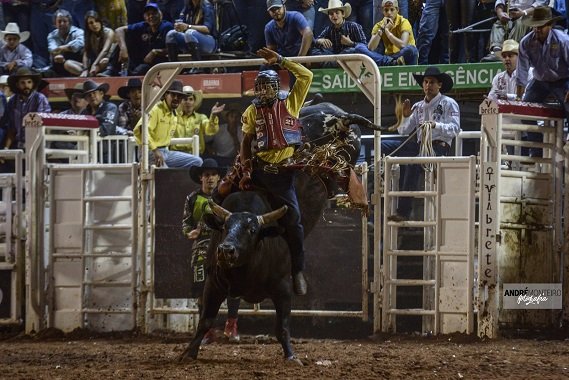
xmin=30 ymin=0 xmax=93 ymax=69
xmin=133 ymin=80 xmax=203 ymax=168
xmin=205 ymin=104 xmax=243 ymax=166
xmin=171 ymin=85 xmax=224 ymax=156
xmin=482 ymin=0 xmax=548 ymax=62
xmin=62 ymin=83 xmax=86 ymax=114
xmin=101 ymin=2 xmax=173 ymax=77
xmin=78 ymin=80 xmax=117 ymax=137
xmin=285 ymin=0 xmax=316 ymax=29
xmin=364 ymin=0 xmax=417 ymax=65
xmin=0 ymin=75 xmax=13 ymax=99
xmin=265 ymin=0 xmax=314 ymax=59
xmin=0 ymin=22 xmax=33 ymax=74
xmin=415 ymin=0 xmax=449 ymax=65
xmin=47 ymin=9 xmax=85 ymax=77
xmin=94 ymin=0 xmax=128 ymax=29
xmin=488 ymin=40 xmax=526 ymax=101
xmin=165 ymin=0 xmax=217 ymax=71
xmin=445 ymin=0 xmax=475 ymax=63
xmin=117 ymin=77 xmax=142 ymax=134
xmin=183 ymin=158 xmax=241 ymax=344
xmin=516 ymin=6 xmax=569 ymax=157
xmin=2 ymin=67 xmax=51 ymax=149
xmin=382 ymin=66 xmax=460 ymax=221
xmin=80 ymin=11 xmax=116 ymax=77
xmin=312 ymin=0 xmax=367 ymax=58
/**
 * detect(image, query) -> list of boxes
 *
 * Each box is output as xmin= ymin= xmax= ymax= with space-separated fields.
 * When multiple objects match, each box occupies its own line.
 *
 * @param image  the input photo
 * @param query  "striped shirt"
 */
xmin=317 ymin=20 xmax=367 ymax=54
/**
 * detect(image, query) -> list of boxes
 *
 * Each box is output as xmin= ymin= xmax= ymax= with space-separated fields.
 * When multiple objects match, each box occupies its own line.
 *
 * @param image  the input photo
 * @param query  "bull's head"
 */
xmin=209 ymin=200 xmax=288 ymax=268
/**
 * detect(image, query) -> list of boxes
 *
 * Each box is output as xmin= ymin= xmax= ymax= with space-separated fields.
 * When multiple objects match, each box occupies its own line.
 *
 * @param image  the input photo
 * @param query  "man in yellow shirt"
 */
xmin=364 ymin=0 xmax=418 ymax=65
xmin=134 ymin=80 xmax=202 ymax=168
xmin=239 ymin=47 xmax=313 ymax=296
xmin=170 ymin=85 xmax=225 ymax=156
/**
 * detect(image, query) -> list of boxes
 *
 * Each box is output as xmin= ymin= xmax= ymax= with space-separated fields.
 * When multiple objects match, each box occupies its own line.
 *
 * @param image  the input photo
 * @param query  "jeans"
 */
xmin=522 ymin=78 xmax=569 ymax=157
xmin=416 ymin=0 xmax=449 ymax=65
xmin=151 ymin=148 xmax=203 ymax=168
xmin=286 ymin=2 xmax=316 ymax=29
xmin=166 ymin=29 xmax=217 ymax=54
xmin=252 ymin=167 xmax=305 ymax=274
xmin=347 ymin=0 xmax=374 ymax=39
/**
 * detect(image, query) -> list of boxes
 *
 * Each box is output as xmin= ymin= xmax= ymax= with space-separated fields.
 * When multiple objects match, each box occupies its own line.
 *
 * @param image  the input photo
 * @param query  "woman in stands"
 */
xmin=165 ymin=0 xmax=217 ymax=72
xmin=80 ymin=11 xmax=116 ymax=77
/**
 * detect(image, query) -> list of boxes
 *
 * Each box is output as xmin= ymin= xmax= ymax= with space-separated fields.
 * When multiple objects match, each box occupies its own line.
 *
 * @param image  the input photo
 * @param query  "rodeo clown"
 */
xmin=383 ymin=66 xmax=461 ymax=222
xmin=239 ymin=47 xmax=313 ymax=296
xmin=182 ymin=158 xmax=241 ymax=343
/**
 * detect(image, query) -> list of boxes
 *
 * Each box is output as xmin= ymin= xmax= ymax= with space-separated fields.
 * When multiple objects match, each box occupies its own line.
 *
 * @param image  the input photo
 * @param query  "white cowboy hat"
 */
xmin=318 ymin=0 xmax=352 ymax=18
xmin=182 ymin=85 xmax=203 ymax=109
xmin=0 ymin=23 xmax=30 ymax=43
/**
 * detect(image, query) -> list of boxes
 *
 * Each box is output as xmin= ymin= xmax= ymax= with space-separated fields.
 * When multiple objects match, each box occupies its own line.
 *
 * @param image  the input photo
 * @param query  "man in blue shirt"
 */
xmin=265 ymin=0 xmax=314 ymax=58
xmin=100 ymin=2 xmax=173 ymax=76
xmin=516 ymin=6 xmax=569 ymax=156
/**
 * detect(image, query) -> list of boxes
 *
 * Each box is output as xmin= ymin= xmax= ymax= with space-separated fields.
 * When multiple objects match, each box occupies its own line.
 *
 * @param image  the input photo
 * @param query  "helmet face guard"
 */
xmin=254 ymin=70 xmax=280 ymax=105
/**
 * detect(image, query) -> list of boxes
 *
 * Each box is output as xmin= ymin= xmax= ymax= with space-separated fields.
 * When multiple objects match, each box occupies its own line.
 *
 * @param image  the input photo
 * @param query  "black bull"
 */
xmin=179 ymin=102 xmax=385 ymax=362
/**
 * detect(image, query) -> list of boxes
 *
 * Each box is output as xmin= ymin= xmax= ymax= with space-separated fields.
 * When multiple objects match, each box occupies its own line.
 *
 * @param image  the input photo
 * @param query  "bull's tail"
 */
xmin=340 ymin=114 xmax=388 ymax=132
xmin=390 ymin=94 xmax=405 ymax=132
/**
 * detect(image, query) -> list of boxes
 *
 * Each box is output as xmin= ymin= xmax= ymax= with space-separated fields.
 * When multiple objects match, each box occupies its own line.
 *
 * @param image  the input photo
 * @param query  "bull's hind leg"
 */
xmin=179 ymin=283 xmax=227 ymax=362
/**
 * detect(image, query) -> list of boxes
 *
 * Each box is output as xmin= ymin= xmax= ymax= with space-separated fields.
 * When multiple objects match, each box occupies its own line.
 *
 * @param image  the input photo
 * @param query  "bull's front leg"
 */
xmin=179 ymin=280 xmax=227 ymax=362
xmin=271 ymin=282 xmax=303 ymax=365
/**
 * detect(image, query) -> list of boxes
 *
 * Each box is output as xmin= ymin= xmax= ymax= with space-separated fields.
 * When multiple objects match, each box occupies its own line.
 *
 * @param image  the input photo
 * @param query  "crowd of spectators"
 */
xmin=0 ymin=0 xmax=567 ymax=169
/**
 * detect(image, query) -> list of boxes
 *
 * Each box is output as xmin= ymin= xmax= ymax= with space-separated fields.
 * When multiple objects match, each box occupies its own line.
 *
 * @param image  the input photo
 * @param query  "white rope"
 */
xmin=418 ymin=122 xmax=436 ymax=172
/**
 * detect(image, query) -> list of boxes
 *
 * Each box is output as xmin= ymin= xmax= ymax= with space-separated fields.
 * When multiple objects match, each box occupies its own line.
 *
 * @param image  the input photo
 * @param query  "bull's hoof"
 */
xmin=286 ymin=355 xmax=304 ymax=366
xmin=178 ymin=347 xmax=198 ymax=363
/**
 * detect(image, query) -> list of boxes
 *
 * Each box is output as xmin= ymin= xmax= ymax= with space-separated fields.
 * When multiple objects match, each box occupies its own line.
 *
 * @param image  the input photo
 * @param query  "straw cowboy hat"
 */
xmin=7 ymin=67 xmax=47 ymax=94
xmin=413 ymin=66 xmax=454 ymax=93
xmin=64 ymin=82 xmax=85 ymax=100
xmin=522 ymin=6 xmax=563 ymax=28
xmin=183 ymin=85 xmax=203 ymax=109
xmin=501 ymin=39 xmax=519 ymax=56
xmin=318 ymin=0 xmax=352 ymax=18
xmin=189 ymin=158 xmax=226 ymax=183
xmin=0 ymin=23 xmax=30 ymax=43
xmin=79 ymin=80 xmax=110 ymax=97
xmin=118 ymin=78 xmax=142 ymax=100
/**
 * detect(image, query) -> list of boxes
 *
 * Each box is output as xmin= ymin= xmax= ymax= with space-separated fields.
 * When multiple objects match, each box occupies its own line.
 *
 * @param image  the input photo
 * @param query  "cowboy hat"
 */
xmin=79 ymin=79 xmax=110 ymax=96
xmin=381 ymin=0 xmax=398 ymax=7
xmin=412 ymin=66 xmax=453 ymax=93
xmin=318 ymin=0 xmax=352 ymax=18
xmin=182 ymin=85 xmax=203 ymax=108
xmin=522 ymin=6 xmax=563 ymax=28
xmin=0 ymin=75 xmax=8 ymax=86
xmin=189 ymin=158 xmax=226 ymax=183
xmin=501 ymin=39 xmax=519 ymax=56
xmin=64 ymin=82 xmax=85 ymax=100
xmin=0 ymin=23 xmax=30 ymax=43
xmin=7 ymin=67 xmax=45 ymax=94
xmin=165 ymin=80 xmax=185 ymax=96
xmin=118 ymin=78 xmax=142 ymax=99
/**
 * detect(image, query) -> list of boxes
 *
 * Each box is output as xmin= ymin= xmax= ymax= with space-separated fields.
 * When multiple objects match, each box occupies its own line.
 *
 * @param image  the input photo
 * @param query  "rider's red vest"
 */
xmin=254 ymin=99 xmax=302 ymax=151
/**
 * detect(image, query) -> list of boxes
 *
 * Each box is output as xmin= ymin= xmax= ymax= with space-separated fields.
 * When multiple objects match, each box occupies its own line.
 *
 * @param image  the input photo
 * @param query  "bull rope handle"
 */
xmin=418 ymin=122 xmax=436 ymax=172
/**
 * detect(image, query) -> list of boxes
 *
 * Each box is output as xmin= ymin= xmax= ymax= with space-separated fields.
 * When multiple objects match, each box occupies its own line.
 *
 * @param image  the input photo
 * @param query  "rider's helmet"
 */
xmin=254 ymin=70 xmax=280 ymax=106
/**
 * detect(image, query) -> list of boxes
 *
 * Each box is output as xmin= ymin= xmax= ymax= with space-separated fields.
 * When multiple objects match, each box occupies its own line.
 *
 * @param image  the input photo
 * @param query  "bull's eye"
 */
xmin=249 ymin=225 xmax=258 ymax=234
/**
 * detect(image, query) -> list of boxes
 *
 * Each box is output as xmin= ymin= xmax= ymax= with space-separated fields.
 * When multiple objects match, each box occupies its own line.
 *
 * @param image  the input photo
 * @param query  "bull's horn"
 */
xmin=257 ymin=205 xmax=288 ymax=225
xmin=209 ymin=200 xmax=231 ymax=220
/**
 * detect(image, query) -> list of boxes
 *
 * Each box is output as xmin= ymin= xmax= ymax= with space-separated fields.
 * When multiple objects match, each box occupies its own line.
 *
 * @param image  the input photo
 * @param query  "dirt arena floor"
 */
xmin=1 ymin=328 xmax=569 ymax=380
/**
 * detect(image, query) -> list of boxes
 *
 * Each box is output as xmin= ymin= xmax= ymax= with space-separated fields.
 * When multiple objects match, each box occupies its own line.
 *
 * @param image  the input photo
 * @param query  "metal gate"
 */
xmin=382 ymin=156 xmax=476 ymax=334
xmin=46 ymin=164 xmax=139 ymax=332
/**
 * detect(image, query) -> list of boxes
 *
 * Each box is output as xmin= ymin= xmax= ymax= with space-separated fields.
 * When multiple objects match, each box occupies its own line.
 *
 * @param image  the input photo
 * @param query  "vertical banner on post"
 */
xmin=478 ymin=161 xmax=498 ymax=338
